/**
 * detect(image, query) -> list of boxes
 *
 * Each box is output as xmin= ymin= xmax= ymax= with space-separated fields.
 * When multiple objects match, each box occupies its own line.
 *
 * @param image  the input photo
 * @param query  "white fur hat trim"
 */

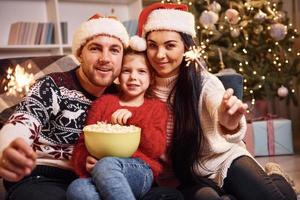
xmin=72 ymin=18 xmax=129 ymax=58
xmin=129 ymin=35 xmax=147 ymax=51
xmin=143 ymin=9 xmax=196 ymax=37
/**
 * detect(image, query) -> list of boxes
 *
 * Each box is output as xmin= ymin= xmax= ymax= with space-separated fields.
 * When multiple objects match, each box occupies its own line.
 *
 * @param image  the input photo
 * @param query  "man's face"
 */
xmin=79 ymin=35 xmax=123 ymax=88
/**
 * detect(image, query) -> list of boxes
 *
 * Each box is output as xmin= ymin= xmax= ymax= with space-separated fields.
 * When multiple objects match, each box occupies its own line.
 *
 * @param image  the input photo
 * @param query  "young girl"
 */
xmin=129 ymin=2 xmax=297 ymax=200
xmin=66 ymin=49 xmax=168 ymax=200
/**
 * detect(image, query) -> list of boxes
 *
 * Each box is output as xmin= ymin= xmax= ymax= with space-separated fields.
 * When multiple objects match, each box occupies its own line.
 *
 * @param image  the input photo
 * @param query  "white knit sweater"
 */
xmin=152 ymin=70 xmax=254 ymax=187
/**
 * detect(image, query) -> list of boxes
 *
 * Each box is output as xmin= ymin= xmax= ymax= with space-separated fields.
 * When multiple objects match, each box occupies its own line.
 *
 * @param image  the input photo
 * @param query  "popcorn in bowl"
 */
xmin=83 ymin=122 xmax=141 ymax=159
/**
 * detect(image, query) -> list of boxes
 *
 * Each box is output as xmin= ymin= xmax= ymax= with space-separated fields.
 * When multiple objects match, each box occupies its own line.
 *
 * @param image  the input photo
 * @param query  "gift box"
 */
xmin=245 ymin=119 xmax=294 ymax=156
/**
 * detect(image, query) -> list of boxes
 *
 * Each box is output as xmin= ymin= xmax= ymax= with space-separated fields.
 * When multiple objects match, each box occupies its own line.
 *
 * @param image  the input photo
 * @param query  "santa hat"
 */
xmin=72 ymin=14 xmax=129 ymax=59
xmin=130 ymin=2 xmax=196 ymax=51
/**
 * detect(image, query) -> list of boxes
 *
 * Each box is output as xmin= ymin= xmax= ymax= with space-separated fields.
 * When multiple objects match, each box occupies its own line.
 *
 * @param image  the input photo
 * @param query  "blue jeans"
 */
xmin=66 ymin=157 xmax=153 ymax=200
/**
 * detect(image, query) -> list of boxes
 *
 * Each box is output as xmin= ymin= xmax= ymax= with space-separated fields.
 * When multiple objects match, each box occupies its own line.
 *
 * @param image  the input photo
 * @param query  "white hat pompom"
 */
xmin=129 ymin=35 xmax=147 ymax=52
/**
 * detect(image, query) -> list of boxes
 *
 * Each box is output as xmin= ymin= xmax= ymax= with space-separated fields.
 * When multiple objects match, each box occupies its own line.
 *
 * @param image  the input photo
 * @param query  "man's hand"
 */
xmin=0 ymin=138 xmax=36 ymax=182
xmin=111 ymin=109 xmax=132 ymax=125
xmin=218 ymin=88 xmax=248 ymax=134
xmin=86 ymin=155 xmax=97 ymax=174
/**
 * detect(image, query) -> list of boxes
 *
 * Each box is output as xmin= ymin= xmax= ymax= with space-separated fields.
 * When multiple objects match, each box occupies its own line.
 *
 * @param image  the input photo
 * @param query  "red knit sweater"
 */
xmin=72 ymin=94 xmax=168 ymax=178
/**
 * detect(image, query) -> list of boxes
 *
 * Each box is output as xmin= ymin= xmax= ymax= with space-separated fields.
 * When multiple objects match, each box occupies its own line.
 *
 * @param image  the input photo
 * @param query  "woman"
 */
xmin=131 ymin=2 xmax=297 ymax=200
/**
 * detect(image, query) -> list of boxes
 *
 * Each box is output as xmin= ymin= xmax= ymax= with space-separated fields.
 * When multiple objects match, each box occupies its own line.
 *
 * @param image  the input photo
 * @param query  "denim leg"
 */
xmin=91 ymin=157 xmax=153 ymax=200
xmin=66 ymin=178 xmax=101 ymax=200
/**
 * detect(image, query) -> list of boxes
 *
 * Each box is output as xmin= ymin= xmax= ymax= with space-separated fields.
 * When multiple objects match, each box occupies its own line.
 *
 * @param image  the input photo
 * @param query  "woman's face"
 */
xmin=146 ymin=31 xmax=185 ymax=78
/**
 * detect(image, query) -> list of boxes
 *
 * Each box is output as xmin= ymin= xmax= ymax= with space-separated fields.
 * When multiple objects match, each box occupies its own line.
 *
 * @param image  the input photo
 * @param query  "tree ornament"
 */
xmin=254 ymin=10 xmax=267 ymax=22
xmin=225 ymin=8 xmax=240 ymax=25
xmin=209 ymin=1 xmax=222 ymax=13
xmin=230 ymin=28 xmax=240 ymax=37
xmin=253 ymin=25 xmax=264 ymax=34
xmin=269 ymin=23 xmax=287 ymax=41
xmin=276 ymin=11 xmax=286 ymax=21
xmin=277 ymin=85 xmax=288 ymax=97
xmin=199 ymin=10 xmax=219 ymax=28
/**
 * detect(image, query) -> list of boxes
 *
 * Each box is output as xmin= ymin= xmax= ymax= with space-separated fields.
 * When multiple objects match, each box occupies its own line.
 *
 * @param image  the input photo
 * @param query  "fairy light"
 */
xmin=206 ymin=39 xmax=210 ymax=43
xmin=245 ymin=61 xmax=249 ymax=65
xmin=288 ymin=48 xmax=292 ymax=52
xmin=285 ymin=60 xmax=289 ymax=63
xmin=275 ymin=42 xmax=279 ymax=45
xmin=251 ymin=98 xmax=255 ymax=105
xmin=253 ymin=71 xmax=257 ymax=75
xmin=197 ymin=26 xmax=200 ymax=30
xmin=258 ymin=84 xmax=262 ymax=88
xmin=262 ymin=76 xmax=265 ymax=80
xmin=278 ymin=68 xmax=281 ymax=71
xmin=273 ymin=61 xmax=277 ymax=65
xmin=268 ymin=49 xmax=272 ymax=52
xmin=289 ymin=23 xmax=293 ymax=27
xmin=297 ymin=53 xmax=300 ymax=56
xmin=239 ymin=67 xmax=243 ymax=72
xmin=243 ymin=48 xmax=248 ymax=54
xmin=233 ymin=43 xmax=237 ymax=47
xmin=292 ymin=89 xmax=295 ymax=93
xmin=292 ymin=36 xmax=295 ymax=39
xmin=188 ymin=2 xmax=192 ymax=6
xmin=244 ymin=86 xmax=247 ymax=90
xmin=278 ymin=63 xmax=282 ymax=66
xmin=239 ymin=63 xmax=243 ymax=66
xmin=220 ymin=25 xmax=224 ymax=30
xmin=244 ymin=79 xmax=247 ymax=83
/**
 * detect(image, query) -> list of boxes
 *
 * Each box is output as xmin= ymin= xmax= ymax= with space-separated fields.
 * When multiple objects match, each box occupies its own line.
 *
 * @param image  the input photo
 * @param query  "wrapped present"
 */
xmin=244 ymin=123 xmax=255 ymax=155
xmin=245 ymin=119 xmax=294 ymax=156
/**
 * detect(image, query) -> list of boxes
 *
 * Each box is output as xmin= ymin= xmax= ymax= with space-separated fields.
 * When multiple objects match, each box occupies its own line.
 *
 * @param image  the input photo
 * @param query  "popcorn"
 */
xmin=83 ymin=122 xmax=140 ymax=134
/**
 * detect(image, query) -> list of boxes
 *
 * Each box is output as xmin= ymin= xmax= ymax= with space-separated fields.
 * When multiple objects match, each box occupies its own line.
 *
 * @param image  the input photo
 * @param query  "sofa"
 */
xmin=0 ymin=54 xmax=243 ymax=199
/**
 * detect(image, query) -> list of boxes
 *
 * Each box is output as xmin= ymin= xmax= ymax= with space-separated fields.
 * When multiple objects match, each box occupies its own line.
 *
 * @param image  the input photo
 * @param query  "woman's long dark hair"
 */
xmin=169 ymin=32 xmax=205 ymax=184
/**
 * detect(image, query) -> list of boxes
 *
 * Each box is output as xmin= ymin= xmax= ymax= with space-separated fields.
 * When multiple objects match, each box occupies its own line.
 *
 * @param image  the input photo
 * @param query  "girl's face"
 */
xmin=119 ymin=54 xmax=151 ymax=100
xmin=146 ymin=31 xmax=185 ymax=78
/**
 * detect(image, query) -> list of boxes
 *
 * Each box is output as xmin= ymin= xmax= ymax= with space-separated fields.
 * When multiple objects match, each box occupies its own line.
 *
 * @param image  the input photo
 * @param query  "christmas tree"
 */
xmin=159 ymin=0 xmax=300 ymax=106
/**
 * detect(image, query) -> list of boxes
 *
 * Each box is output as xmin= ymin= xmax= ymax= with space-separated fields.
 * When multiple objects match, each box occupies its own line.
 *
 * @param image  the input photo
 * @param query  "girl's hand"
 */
xmin=86 ymin=155 xmax=97 ymax=173
xmin=111 ymin=109 xmax=132 ymax=125
xmin=218 ymin=88 xmax=248 ymax=134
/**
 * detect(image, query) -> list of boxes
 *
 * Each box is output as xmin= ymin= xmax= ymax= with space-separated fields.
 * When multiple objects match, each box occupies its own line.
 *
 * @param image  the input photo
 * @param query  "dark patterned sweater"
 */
xmin=0 ymin=68 xmax=117 ymax=171
xmin=72 ymin=94 xmax=168 ymax=178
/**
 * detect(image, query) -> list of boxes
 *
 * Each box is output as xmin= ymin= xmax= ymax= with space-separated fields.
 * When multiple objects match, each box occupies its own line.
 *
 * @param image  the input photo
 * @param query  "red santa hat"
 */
xmin=72 ymin=14 xmax=129 ymax=59
xmin=130 ymin=2 xmax=196 ymax=51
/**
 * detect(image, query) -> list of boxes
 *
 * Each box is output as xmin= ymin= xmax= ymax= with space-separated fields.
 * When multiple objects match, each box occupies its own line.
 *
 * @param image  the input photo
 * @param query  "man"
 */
xmin=0 ymin=13 xmax=184 ymax=200
xmin=0 ymin=14 xmax=128 ymax=199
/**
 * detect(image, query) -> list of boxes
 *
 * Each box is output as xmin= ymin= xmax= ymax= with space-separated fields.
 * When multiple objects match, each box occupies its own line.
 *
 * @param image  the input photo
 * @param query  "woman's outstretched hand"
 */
xmin=218 ymin=88 xmax=248 ymax=134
